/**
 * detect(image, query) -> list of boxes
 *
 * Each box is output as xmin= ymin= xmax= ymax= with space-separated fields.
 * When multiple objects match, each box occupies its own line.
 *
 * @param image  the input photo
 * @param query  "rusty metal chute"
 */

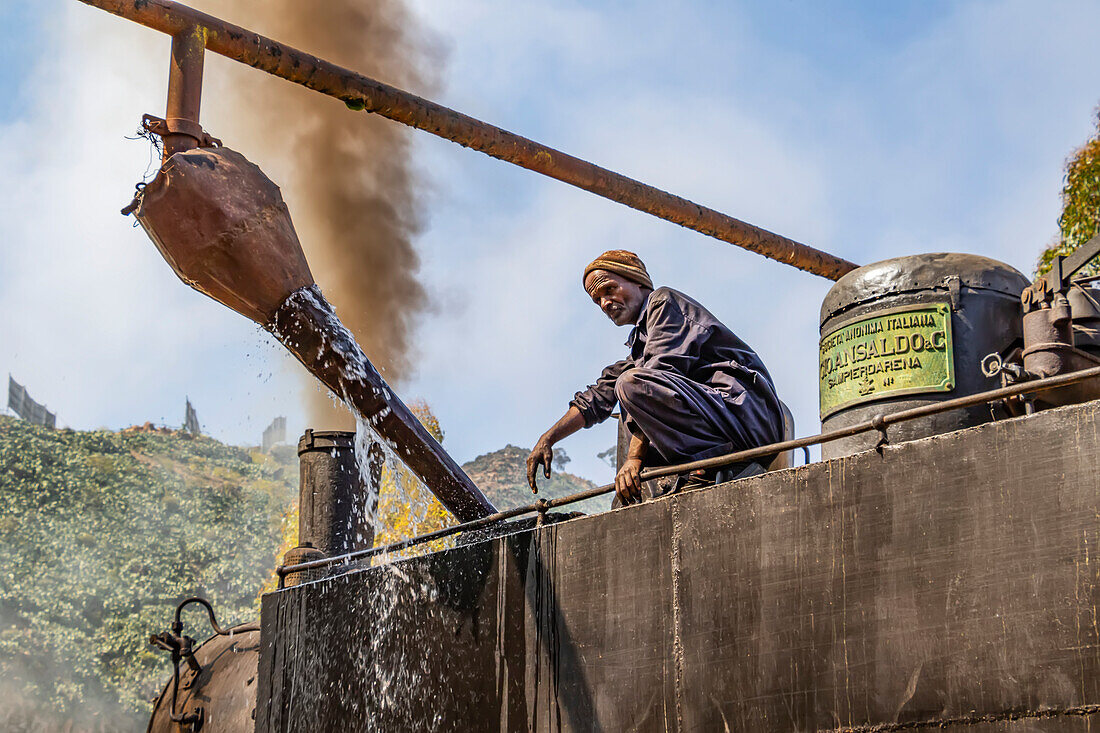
xmin=130 ymin=144 xmax=496 ymax=521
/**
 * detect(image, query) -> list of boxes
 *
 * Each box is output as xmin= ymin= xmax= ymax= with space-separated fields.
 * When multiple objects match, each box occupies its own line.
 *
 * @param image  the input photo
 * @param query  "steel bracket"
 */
xmin=141 ymin=113 xmax=221 ymax=149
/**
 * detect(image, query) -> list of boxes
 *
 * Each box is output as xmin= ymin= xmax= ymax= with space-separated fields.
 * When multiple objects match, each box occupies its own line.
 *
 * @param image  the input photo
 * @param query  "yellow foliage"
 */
xmin=259 ymin=399 xmax=455 ymax=595
xmin=257 ymin=500 xmax=299 ymax=600
xmin=373 ymin=400 xmax=455 ymax=559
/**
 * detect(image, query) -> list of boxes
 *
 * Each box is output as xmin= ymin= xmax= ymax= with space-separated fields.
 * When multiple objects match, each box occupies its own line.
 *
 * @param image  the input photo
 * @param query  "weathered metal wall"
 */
xmin=257 ymin=400 xmax=1100 ymax=732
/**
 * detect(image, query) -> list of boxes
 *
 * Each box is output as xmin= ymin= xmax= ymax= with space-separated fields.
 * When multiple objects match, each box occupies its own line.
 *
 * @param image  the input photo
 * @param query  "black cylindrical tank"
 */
xmin=819 ymin=253 xmax=1027 ymax=459
xmin=297 ymin=429 xmax=373 ymax=557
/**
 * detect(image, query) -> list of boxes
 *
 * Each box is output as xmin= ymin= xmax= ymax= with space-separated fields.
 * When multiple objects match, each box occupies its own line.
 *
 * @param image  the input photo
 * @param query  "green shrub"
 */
xmin=0 ymin=417 xmax=294 ymax=730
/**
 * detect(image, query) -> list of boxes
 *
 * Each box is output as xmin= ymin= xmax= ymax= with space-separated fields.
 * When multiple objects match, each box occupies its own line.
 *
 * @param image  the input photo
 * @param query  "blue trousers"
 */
xmin=615 ymin=367 xmax=780 ymax=466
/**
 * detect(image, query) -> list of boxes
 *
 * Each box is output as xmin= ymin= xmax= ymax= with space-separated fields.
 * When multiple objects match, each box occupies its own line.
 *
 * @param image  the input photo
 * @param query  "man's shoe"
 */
xmin=672 ymin=468 xmax=716 ymax=492
xmin=714 ymin=462 xmax=766 ymax=484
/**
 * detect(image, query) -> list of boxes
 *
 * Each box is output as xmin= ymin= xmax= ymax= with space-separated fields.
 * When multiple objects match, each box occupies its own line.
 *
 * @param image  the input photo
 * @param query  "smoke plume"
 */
xmin=196 ymin=0 xmax=439 ymax=429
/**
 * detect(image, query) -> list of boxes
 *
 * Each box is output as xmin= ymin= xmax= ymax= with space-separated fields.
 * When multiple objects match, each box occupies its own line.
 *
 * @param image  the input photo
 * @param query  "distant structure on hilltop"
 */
xmin=262 ymin=417 xmax=287 ymax=453
xmin=183 ymin=398 xmax=201 ymax=436
xmin=7 ymin=375 xmax=57 ymax=429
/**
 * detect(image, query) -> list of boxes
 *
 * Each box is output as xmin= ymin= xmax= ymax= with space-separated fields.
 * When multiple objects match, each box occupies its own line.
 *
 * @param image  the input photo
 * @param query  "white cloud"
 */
xmin=0 ymin=4 xmax=306 ymax=443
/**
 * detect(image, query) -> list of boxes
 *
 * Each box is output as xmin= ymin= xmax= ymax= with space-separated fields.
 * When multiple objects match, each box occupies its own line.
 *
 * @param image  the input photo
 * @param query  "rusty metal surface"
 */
xmin=295 ymin=430 xmax=374 ymax=557
xmin=78 ymin=0 xmax=857 ymax=281
xmin=257 ymin=398 xmax=1100 ymax=731
xmin=162 ymin=25 xmax=205 ymax=160
xmin=280 ymin=545 xmax=324 ymax=589
xmin=1021 ymin=288 xmax=1077 ymax=379
xmin=824 ymin=710 xmax=1100 ymax=732
xmin=1019 ymin=309 xmax=1100 ymax=407
xmin=133 ymin=146 xmax=314 ymax=324
xmin=1016 ymin=236 xmax=1100 ymax=407
xmin=147 ymin=626 xmax=259 ymax=732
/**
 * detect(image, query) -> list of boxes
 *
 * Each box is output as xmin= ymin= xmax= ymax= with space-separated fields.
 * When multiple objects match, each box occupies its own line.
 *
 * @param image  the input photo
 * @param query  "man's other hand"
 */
xmin=526 ymin=439 xmax=554 ymax=493
xmin=615 ymin=457 xmax=644 ymax=506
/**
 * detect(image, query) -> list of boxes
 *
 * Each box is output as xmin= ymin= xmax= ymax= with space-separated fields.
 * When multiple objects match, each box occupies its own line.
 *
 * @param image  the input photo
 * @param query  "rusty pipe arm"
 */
xmin=76 ymin=0 xmax=858 ymax=281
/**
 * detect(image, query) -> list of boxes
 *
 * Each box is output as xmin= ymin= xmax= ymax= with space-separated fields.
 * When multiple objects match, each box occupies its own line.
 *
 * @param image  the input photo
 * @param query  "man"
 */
xmin=526 ymin=250 xmax=783 ymax=507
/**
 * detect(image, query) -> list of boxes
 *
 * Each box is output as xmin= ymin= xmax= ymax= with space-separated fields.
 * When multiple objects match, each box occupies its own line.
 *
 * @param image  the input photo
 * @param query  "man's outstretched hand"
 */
xmin=615 ymin=457 xmax=644 ymax=506
xmin=526 ymin=439 xmax=554 ymax=493
xmin=526 ymin=406 xmax=586 ymax=494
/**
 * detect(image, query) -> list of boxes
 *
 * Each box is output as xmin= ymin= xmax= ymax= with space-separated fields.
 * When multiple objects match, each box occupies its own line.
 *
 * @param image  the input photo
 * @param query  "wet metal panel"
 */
xmin=523 ymin=502 xmax=677 ymax=731
xmin=674 ymin=401 xmax=1100 ymax=730
xmin=258 ymin=540 xmax=509 ymax=732
xmin=257 ymin=399 xmax=1100 ymax=732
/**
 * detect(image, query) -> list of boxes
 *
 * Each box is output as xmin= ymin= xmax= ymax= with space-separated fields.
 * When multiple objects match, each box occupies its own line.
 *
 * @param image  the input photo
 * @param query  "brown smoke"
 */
xmin=195 ymin=0 xmax=439 ymax=429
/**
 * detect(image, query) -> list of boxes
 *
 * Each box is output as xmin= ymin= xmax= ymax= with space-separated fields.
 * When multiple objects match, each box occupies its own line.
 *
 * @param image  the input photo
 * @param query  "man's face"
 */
xmin=584 ymin=270 xmax=647 ymax=326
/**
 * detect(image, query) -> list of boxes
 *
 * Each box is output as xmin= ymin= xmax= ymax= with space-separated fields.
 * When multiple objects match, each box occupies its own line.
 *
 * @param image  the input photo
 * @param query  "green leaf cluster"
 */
xmin=0 ymin=417 xmax=294 ymax=731
xmin=1037 ymin=107 xmax=1100 ymax=277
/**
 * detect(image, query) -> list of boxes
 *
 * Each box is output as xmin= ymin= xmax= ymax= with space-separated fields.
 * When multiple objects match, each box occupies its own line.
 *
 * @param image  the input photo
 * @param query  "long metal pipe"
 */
xmin=276 ymin=363 xmax=1100 ymax=580
xmin=76 ymin=0 xmax=858 ymax=281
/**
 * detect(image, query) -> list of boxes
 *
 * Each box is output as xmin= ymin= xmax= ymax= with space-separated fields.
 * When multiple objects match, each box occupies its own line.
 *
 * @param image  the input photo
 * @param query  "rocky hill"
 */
xmin=462 ymin=444 xmax=609 ymax=515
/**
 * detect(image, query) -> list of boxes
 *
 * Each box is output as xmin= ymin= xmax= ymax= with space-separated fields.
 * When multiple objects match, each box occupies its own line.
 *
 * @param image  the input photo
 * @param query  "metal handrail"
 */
xmin=276 ymin=364 xmax=1100 ymax=584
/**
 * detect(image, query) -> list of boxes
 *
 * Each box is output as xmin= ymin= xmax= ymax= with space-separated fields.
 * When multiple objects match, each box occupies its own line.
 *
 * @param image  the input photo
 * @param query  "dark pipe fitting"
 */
xmin=297 ymin=429 xmax=370 ymax=557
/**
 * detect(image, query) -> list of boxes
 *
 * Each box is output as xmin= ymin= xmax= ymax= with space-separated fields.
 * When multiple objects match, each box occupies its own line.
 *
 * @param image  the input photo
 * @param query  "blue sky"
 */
xmin=0 ymin=5 xmax=38 ymax=122
xmin=1 ymin=1 xmax=1098 ymax=483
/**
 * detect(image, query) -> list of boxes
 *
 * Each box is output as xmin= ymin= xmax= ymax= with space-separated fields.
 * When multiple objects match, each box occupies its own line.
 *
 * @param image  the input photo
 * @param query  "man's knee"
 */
xmin=614 ymin=367 xmax=664 ymax=407
xmin=614 ymin=368 xmax=642 ymax=407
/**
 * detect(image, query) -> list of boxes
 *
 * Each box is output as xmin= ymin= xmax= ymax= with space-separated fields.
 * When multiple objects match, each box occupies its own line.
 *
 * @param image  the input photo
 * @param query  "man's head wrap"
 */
xmin=583 ymin=250 xmax=653 ymax=291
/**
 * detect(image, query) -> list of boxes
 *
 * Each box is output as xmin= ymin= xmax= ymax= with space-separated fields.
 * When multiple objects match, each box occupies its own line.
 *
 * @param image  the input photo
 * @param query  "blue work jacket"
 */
xmin=570 ymin=287 xmax=783 ymax=446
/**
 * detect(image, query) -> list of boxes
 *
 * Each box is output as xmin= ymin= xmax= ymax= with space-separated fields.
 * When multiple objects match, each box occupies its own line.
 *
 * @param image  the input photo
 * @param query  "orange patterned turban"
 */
xmin=582 ymin=250 xmax=653 ymax=290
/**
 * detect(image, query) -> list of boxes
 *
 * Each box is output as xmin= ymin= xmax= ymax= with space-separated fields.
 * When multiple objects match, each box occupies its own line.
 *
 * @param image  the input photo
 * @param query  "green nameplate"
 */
xmin=819 ymin=303 xmax=954 ymax=418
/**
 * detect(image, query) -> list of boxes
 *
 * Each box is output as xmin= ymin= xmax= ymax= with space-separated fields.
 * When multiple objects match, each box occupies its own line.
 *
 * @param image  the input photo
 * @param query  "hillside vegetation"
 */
xmin=1037 ymin=108 xmax=1100 ymax=277
xmin=0 ymin=414 xmax=608 ymax=731
xmin=0 ymin=416 xmax=294 ymax=731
